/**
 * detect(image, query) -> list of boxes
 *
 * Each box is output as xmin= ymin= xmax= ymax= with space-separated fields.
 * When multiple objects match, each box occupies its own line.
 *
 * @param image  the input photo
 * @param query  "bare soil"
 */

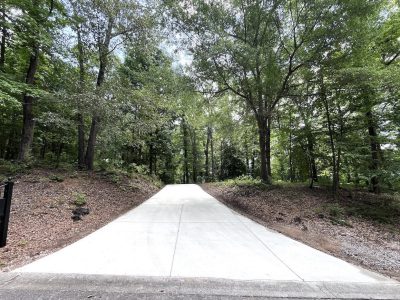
xmin=0 ymin=169 xmax=160 ymax=271
xmin=203 ymin=183 xmax=400 ymax=281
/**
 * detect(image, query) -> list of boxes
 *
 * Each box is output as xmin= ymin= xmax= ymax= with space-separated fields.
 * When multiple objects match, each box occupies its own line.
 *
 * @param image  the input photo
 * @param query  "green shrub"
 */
xmin=327 ymin=203 xmax=344 ymax=218
xmin=49 ymin=174 xmax=64 ymax=182
xmin=221 ymin=175 xmax=272 ymax=189
xmin=73 ymin=192 xmax=87 ymax=206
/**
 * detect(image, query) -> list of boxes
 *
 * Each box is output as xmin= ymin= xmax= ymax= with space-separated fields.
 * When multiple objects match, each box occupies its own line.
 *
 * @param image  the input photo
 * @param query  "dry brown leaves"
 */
xmin=0 ymin=169 xmax=160 ymax=271
xmin=203 ymin=183 xmax=400 ymax=281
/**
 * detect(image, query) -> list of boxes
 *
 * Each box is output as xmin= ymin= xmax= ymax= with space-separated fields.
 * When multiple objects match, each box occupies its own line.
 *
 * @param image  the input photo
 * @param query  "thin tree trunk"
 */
xmin=56 ymin=142 xmax=63 ymax=168
xmin=154 ymin=153 xmax=157 ymax=174
xmin=305 ymin=125 xmax=318 ymax=188
xmin=192 ymin=129 xmax=197 ymax=183
xmin=251 ymin=149 xmax=256 ymax=177
xmin=366 ymin=110 xmax=381 ymax=193
xmin=0 ymin=5 xmax=6 ymax=70
xmin=288 ymin=114 xmax=294 ymax=182
xmin=77 ymin=114 xmax=85 ymax=169
xmin=321 ymin=75 xmax=338 ymax=197
xmin=76 ymin=25 xmax=85 ymax=169
xmin=182 ymin=119 xmax=189 ymax=183
xmin=18 ymin=45 xmax=39 ymax=161
xmin=245 ymin=141 xmax=249 ymax=175
xmin=149 ymin=142 xmax=153 ymax=175
xmin=266 ymin=117 xmax=272 ymax=178
xmin=5 ymin=113 xmax=17 ymax=159
xmin=84 ymin=116 xmax=99 ymax=170
xmin=204 ymin=127 xmax=210 ymax=181
xmin=210 ymin=128 xmax=215 ymax=181
xmin=40 ymin=138 xmax=47 ymax=159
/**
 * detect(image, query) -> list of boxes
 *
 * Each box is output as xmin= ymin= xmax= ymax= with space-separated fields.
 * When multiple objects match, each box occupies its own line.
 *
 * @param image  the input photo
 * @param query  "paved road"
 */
xmin=15 ymin=184 xmax=394 ymax=283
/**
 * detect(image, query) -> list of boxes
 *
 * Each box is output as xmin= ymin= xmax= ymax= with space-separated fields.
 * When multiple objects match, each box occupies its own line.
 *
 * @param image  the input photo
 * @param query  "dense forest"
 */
xmin=0 ymin=0 xmax=399 ymax=196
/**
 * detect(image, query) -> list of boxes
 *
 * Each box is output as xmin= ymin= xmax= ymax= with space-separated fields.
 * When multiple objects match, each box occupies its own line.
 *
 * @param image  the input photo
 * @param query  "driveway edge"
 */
xmin=0 ymin=273 xmax=399 ymax=299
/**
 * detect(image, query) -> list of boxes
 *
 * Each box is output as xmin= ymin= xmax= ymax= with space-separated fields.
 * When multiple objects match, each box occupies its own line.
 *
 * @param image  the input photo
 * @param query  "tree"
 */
xmin=10 ymin=0 xmax=64 ymax=161
xmin=165 ymin=0 xmax=377 ymax=184
xmin=70 ymin=0 xmax=151 ymax=170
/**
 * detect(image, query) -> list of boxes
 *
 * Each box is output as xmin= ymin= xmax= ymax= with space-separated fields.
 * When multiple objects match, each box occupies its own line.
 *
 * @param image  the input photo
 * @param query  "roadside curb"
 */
xmin=0 ymin=273 xmax=399 ymax=299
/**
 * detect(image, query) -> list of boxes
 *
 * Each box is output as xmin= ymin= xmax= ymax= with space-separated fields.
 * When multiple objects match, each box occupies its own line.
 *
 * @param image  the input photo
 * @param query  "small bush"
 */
xmin=327 ymin=203 xmax=344 ymax=218
xmin=0 ymin=159 xmax=29 ymax=177
xmin=49 ymin=174 xmax=64 ymax=182
xmin=73 ymin=192 xmax=87 ymax=206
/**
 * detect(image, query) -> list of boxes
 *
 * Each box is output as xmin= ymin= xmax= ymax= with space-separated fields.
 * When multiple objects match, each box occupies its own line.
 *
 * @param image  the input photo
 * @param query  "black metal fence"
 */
xmin=0 ymin=181 xmax=13 ymax=247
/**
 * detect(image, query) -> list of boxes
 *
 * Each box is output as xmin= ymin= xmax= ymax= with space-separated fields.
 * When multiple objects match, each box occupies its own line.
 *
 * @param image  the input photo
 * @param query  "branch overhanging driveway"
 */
xmin=15 ymin=184 xmax=396 ymax=283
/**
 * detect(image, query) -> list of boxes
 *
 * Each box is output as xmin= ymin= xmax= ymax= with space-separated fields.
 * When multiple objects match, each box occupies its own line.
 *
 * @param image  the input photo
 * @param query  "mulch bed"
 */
xmin=0 ymin=169 xmax=160 ymax=271
xmin=203 ymin=183 xmax=400 ymax=281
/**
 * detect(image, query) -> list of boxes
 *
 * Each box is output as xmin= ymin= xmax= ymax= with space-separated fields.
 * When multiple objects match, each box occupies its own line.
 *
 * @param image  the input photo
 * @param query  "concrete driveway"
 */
xmin=16 ymin=184 xmax=394 ymax=283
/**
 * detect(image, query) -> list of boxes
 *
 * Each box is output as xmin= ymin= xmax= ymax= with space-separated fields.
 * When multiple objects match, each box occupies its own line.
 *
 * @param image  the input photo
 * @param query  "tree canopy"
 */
xmin=0 ymin=0 xmax=399 ymax=195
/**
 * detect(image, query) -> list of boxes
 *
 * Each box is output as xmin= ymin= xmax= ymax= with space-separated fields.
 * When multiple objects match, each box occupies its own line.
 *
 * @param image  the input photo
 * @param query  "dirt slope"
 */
xmin=0 ymin=169 xmax=160 ymax=271
xmin=203 ymin=183 xmax=400 ymax=281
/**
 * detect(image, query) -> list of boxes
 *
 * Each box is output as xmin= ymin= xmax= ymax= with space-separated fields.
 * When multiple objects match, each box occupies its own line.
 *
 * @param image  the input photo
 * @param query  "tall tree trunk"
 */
xmin=84 ymin=17 xmax=113 ymax=170
xmin=251 ymin=149 xmax=256 ymax=177
xmin=192 ymin=129 xmax=197 ymax=183
xmin=154 ymin=153 xmax=157 ymax=175
xmin=56 ymin=142 xmax=63 ymax=168
xmin=204 ymin=126 xmax=210 ymax=181
xmin=210 ymin=128 xmax=215 ymax=181
xmin=321 ymin=81 xmax=339 ymax=198
xmin=149 ymin=142 xmax=153 ymax=175
xmin=76 ymin=26 xmax=85 ymax=169
xmin=257 ymin=116 xmax=272 ymax=184
xmin=266 ymin=118 xmax=272 ymax=178
xmin=18 ymin=45 xmax=39 ymax=161
xmin=0 ymin=6 xmax=6 ymax=70
xmin=182 ymin=119 xmax=189 ymax=183
xmin=40 ymin=138 xmax=47 ymax=159
xmin=245 ymin=141 xmax=249 ymax=175
xmin=5 ymin=113 xmax=17 ymax=159
xmin=77 ymin=114 xmax=85 ymax=169
xmin=288 ymin=114 xmax=294 ymax=182
xmin=258 ymin=124 xmax=267 ymax=182
xmin=366 ymin=110 xmax=382 ymax=193
xmin=84 ymin=116 xmax=99 ymax=170
xmin=307 ymin=131 xmax=318 ymax=188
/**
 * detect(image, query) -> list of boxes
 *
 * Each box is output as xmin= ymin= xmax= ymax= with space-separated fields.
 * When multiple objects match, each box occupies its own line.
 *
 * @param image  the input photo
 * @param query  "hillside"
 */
xmin=203 ymin=182 xmax=400 ymax=281
xmin=0 ymin=169 xmax=161 ymax=271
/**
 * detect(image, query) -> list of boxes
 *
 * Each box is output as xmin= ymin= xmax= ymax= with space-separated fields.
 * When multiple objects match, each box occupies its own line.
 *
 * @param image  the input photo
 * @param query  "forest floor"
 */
xmin=0 ymin=168 xmax=161 ymax=271
xmin=203 ymin=182 xmax=400 ymax=281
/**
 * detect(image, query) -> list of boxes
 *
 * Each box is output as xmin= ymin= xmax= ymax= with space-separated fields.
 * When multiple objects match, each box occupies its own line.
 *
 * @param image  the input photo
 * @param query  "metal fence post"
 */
xmin=0 ymin=181 xmax=13 ymax=247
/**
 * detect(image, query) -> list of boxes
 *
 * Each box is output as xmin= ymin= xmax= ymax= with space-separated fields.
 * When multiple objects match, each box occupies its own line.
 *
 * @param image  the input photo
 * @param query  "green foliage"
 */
xmin=326 ymin=203 xmax=345 ymax=218
xmin=0 ymin=0 xmax=399 ymax=202
xmin=346 ymin=194 xmax=400 ymax=224
xmin=222 ymin=175 xmax=268 ymax=189
xmin=49 ymin=174 xmax=64 ymax=182
xmin=73 ymin=192 xmax=87 ymax=207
